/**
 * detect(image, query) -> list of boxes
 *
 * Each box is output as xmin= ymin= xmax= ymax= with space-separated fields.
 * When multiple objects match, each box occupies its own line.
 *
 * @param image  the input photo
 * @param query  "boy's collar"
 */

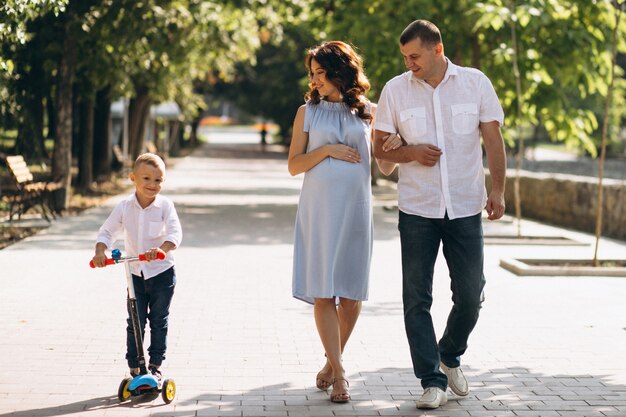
xmin=130 ymin=193 xmax=163 ymax=208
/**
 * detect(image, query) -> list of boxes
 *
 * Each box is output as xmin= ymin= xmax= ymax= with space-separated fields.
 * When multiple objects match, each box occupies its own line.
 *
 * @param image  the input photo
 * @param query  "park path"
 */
xmin=1 ymin=128 xmax=625 ymax=417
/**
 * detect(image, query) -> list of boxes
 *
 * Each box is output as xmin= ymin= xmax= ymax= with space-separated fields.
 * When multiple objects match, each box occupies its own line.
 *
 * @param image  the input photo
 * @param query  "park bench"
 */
xmin=2 ymin=155 xmax=62 ymax=222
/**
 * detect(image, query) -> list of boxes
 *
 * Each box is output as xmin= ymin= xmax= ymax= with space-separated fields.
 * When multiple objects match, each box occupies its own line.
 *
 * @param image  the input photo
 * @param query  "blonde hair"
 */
xmin=134 ymin=153 xmax=166 ymax=172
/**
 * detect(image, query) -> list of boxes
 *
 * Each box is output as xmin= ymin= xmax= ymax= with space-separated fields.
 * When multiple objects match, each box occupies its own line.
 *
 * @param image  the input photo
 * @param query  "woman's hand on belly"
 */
xmin=325 ymin=144 xmax=361 ymax=163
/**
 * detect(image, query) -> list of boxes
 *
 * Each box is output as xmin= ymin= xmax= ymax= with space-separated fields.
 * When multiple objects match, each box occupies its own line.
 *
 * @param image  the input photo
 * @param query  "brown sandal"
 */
xmin=316 ymin=371 xmax=333 ymax=391
xmin=330 ymin=378 xmax=350 ymax=403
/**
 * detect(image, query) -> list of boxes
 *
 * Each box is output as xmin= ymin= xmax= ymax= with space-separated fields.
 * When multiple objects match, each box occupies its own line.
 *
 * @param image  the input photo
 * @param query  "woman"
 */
xmin=288 ymin=41 xmax=398 ymax=403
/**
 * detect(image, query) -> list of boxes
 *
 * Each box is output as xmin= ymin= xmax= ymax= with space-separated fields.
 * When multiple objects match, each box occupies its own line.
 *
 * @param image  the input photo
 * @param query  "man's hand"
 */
xmin=485 ymin=191 xmax=505 ymax=220
xmin=414 ymin=144 xmax=442 ymax=167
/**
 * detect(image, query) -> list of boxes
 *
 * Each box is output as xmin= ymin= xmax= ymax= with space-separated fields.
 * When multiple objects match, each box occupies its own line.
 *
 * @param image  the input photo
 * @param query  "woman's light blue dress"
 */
xmin=292 ymin=100 xmax=373 ymax=304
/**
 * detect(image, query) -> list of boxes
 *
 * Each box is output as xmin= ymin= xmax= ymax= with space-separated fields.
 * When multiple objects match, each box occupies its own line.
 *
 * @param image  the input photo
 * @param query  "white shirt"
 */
xmin=375 ymin=59 xmax=504 ymax=219
xmin=96 ymin=193 xmax=182 ymax=279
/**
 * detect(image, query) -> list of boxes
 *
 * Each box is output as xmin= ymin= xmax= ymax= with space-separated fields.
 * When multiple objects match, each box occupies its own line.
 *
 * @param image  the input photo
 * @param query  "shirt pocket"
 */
xmin=399 ymin=107 xmax=427 ymax=138
xmin=451 ymin=103 xmax=479 ymax=135
xmin=148 ymin=221 xmax=164 ymax=238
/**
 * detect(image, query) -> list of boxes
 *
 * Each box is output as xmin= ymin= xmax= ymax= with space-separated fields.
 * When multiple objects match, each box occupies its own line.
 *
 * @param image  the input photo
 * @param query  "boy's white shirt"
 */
xmin=96 ymin=193 xmax=182 ymax=279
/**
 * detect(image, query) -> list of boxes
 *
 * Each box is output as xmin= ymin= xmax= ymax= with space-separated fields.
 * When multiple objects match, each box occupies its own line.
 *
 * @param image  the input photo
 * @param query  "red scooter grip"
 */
xmin=138 ymin=252 xmax=166 ymax=261
xmin=89 ymin=251 xmax=165 ymax=268
xmin=89 ymin=258 xmax=116 ymax=268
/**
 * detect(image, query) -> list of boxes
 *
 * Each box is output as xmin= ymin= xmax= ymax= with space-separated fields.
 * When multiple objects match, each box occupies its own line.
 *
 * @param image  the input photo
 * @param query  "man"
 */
xmin=373 ymin=20 xmax=506 ymax=409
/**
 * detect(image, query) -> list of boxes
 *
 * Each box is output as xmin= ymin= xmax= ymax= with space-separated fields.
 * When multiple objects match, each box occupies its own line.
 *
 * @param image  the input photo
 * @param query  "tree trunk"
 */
xmin=77 ymin=97 xmax=94 ymax=191
xmin=46 ymin=93 xmax=56 ymax=139
xmin=593 ymin=0 xmax=622 ymax=266
xmin=51 ymin=21 xmax=76 ymax=212
xmin=15 ymin=95 xmax=46 ymax=160
xmin=128 ymin=85 xmax=151 ymax=160
xmin=93 ymin=86 xmax=112 ymax=181
xmin=189 ymin=118 xmax=200 ymax=148
xmin=509 ymin=0 xmax=525 ymax=238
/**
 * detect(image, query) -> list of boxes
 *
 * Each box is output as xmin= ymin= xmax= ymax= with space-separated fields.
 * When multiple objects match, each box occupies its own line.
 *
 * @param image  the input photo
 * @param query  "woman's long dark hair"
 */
xmin=305 ymin=41 xmax=372 ymax=121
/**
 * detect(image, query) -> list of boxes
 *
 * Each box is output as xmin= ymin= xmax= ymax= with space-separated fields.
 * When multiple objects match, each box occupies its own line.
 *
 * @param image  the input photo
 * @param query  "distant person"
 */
xmin=91 ymin=153 xmax=182 ymax=384
xmin=260 ymin=123 xmax=268 ymax=145
xmin=373 ymin=20 xmax=506 ymax=409
xmin=288 ymin=41 xmax=400 ymax=403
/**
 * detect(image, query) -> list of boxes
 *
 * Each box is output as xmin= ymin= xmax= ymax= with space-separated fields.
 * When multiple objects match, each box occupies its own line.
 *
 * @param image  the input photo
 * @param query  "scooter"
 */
xmin=90 ymin=248 xmax=176 ymax=404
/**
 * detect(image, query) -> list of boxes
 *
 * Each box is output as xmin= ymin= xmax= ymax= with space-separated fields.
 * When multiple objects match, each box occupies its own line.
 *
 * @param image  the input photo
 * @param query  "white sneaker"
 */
xmin=440 ymin=362 xmax=469 ymax=396
xmin=416 ymin=387 xmax=447 ymax=409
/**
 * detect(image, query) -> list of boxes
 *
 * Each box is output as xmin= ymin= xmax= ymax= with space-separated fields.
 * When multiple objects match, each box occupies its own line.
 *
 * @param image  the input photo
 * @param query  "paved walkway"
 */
xmin=1 ymin=129 xmax=625 ymax=417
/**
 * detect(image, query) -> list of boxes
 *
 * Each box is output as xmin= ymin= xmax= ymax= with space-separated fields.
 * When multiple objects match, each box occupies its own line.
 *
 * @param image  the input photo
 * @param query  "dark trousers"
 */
xmin=399 ymin=211 xmax=485 ymax=390
xmin=126 ymin=267 xmax=176 ymax=368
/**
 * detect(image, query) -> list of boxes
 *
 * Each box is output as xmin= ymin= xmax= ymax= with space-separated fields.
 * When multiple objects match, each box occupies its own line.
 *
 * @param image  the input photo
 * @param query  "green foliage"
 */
xmin=0 ymin=1 xmax=67 ymax=121
xmin=308 ymin=0 xmax=626 ymax=157
xmin=1 ymin=0 xmax=624 ymax=159
xmin=0 ymin=0 xmax=273 ymax=157
xmin=471 ymin=0 xmax=626 ymax=156
xmin=204 ymin=0 xmax=324 ymax=141
xmin=0 ymin=0 xmax=68 ymax=43
xmin=316 ymin=0 xmax=483 ymax=97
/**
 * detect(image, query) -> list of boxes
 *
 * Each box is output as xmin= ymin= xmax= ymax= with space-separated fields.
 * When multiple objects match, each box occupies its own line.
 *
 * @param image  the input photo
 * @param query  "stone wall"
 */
xmin=486 ymin=170 xmax=626 ymax=240
xmin=373 ymin=166 xmax=626 ymax=240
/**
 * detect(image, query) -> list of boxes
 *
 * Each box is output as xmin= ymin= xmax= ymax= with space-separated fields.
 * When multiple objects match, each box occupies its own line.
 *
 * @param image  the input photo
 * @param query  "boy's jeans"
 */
xmin=126 ymin=266 xmax=176 ymax=368
xmin=398 ymin=211 xmax=485 ymax=390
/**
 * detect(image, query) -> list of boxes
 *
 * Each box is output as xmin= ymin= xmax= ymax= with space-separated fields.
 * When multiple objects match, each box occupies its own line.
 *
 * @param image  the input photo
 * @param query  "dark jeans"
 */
xmin=126 ymin=267 xmax=176 ymax=368
xmin=398 ymin=211 xmax=485 ymax=390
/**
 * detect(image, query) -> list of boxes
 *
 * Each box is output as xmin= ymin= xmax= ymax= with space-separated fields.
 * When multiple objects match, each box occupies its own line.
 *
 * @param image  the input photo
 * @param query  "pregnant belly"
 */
xmin=304 ymin=158 xmax=368 ymax=195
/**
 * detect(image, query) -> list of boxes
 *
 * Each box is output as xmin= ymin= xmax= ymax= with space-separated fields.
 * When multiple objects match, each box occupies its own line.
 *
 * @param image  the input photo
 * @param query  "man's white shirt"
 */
xmin=375 ymin=59 xmax=504 ymax=219
xmin=96 ymin=193 xmax=182 ymax=279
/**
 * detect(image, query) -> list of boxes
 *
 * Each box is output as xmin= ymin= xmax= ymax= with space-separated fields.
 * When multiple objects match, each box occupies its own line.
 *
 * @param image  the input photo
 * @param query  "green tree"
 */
xmin=198 ymin=0 xmax=317 ymax=143
xmin=0 ymin=0 xmax=68 ymax=158
xmin=2 ymin=0 xmax=271 ymax=209
xmin=594 ymin=0 xmax=624 ymax=265
xmin=471 ymin=0 xmax=626 ymax=234
xmin=106 ymin=0 xmax=264 ymax=159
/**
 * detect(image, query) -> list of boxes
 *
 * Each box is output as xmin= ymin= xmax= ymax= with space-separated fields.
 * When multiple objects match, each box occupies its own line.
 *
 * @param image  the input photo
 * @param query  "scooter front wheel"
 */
xmin=118 ymin=377 xmax=132 ymax=402
xmin=162 ymin=378 xmax=176 ymax=404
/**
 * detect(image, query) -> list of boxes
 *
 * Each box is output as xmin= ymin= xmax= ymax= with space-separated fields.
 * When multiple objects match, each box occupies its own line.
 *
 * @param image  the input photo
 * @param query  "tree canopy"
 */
xmin=0 ymin=0 xmax=624 ymax=198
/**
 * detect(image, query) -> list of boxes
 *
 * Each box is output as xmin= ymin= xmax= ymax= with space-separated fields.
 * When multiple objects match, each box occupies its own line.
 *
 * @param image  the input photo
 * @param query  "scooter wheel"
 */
xmin=118 ymin=377 xmax=132 ymax=402
xmin=161 ymin=378 xmax=176 ymax=404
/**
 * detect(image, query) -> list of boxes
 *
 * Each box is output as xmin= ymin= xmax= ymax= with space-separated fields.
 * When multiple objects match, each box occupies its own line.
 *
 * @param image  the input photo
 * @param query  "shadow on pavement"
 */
xmin=137 ymin=366 xmax=626 ymax=416
xmin=0 ymin=395 xmax=118 ymax=417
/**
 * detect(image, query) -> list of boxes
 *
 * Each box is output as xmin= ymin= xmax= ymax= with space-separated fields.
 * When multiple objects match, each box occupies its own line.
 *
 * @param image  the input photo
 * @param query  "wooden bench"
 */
xmin=3 ymin=155 xmax=62 ymax=222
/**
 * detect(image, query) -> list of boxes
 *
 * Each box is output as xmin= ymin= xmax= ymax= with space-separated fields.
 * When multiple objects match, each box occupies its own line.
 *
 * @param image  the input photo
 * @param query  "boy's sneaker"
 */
xmin=440 ymin=362 xmax=469 ymax=396
xmin=149 ymin=366 xmax=163 ymax=388
xmin=416 ymin=387 xmax=447 ymax=409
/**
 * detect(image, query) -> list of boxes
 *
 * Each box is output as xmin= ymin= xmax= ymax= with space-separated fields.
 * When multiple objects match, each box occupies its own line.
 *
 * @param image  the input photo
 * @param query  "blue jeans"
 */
xmin=126 ymin=267 xmax=176 ymax=368
xmin=398 ymin=211 xmax=485 ymax=390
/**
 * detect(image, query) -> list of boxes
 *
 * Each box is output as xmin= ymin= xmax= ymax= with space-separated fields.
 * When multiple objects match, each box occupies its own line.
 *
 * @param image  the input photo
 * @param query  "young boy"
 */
xmin=92 ymin=153 xmax=182 ymax=382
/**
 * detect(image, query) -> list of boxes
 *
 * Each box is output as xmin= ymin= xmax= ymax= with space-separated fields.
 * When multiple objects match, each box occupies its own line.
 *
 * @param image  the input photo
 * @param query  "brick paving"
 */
xmin=1 ymin=129 xmax=625 ymax=417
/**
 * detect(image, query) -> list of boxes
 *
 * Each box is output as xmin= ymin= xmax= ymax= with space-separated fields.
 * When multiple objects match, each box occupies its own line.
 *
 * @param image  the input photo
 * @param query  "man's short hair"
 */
xmin=400 ymin=20 xmax=442 ymax=46
xmin=134 ymin=152 xmax=165 ymax=172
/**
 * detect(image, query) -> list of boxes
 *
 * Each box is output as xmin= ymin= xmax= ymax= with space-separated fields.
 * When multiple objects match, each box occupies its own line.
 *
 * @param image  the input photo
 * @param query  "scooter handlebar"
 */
xmin=89 ymin=251 xmax=165 ymax=268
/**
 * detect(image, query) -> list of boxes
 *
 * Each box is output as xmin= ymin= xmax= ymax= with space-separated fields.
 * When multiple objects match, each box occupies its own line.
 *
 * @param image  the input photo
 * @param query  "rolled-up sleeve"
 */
xmin=373 ymin=83 xmax=397 ymax=134
xmin=163 ymin=199 xmax=182 ymax=248
xmin=479 ymin=75 xmax=505 ymax=126
xmin=96 ymin=202 xmax=124 ymax=248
